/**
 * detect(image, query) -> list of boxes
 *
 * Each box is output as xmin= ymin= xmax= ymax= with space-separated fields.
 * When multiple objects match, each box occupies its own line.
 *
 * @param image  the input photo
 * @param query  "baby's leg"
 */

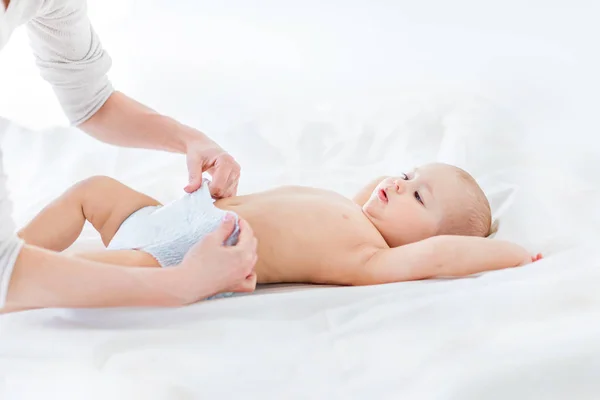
xmin=18 ymin=176 xmax=161 ymax=251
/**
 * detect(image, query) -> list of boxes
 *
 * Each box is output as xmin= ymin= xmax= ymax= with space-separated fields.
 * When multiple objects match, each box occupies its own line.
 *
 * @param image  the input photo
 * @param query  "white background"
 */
xmin=2 ymin=0 xmax=600 ymax=251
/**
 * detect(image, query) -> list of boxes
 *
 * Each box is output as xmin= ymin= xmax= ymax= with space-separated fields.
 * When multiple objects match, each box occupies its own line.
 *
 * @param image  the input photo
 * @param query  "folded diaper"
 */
xmin=108 ymin=180 xmax=240 ymax=267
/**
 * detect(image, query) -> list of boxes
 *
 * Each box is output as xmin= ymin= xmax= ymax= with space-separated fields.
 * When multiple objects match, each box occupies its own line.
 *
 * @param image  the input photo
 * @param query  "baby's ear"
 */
xmin=487 ymin=219 xmax=500 ymax=238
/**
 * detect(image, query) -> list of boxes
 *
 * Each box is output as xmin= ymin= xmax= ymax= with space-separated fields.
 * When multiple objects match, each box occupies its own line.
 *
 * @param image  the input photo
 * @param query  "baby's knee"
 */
xmin=73 ymin=175 xmax=118 ymax=193
xmin=67 ymin=175 xmax=120 ymax=202
xmin=66 ymin=176 xmax=120 ymax=218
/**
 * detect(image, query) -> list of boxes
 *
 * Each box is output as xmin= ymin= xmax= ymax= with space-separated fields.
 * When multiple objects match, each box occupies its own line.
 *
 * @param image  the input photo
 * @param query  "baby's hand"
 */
xmin=519 ymin=252 xmax=543 ymax=266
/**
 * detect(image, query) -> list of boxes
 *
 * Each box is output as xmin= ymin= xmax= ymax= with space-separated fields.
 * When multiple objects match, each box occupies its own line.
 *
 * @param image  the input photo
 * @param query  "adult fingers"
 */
xmin=206 ymin=214 xmax=237 ymax=244
xmin=209 ymin=163 xmax=234 ymax=198
xmin=184 ymin=174 xmax=204 ymax=193
xmin=235 ymin=218 xmax=256 ymax=248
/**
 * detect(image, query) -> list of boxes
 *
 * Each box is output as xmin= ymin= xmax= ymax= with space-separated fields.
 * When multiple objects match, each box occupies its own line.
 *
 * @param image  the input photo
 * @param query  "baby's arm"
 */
xmin=353 ymin=176 xmax=389 ymax=206
xmin=357 ymin=236 xmax=539 ymax=285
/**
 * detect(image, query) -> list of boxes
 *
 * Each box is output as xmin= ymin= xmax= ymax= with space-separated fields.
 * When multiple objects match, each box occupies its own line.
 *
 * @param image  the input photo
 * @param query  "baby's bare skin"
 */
xmin=74 ymin=186 xmax=385 ymax=286
xmin=216 ymin=186 xmax=387 ymax=285
xmin=19 ymin=163 xmax=539 ymax=297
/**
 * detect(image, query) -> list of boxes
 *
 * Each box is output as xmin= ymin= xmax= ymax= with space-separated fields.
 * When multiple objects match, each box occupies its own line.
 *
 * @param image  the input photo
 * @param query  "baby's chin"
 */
xmin=361 ymin=203 xmax=390 ymax=236
xmin=361 ymin=204 xmax=373 ymax=219
xmin=361 ymin=200 xmax=379 ymax=221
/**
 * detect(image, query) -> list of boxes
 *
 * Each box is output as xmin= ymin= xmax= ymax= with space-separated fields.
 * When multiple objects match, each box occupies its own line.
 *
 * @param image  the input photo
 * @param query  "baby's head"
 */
xmin=362 ymin=163 xmax=491 ymax=247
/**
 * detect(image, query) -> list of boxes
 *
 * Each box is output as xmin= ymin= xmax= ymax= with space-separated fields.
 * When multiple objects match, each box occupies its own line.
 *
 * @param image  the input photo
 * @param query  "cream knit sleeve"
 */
xmin=0 ymin=149 xmax=24 ymax=308
xmin=26 ymin=0 xmax=114 ymax=125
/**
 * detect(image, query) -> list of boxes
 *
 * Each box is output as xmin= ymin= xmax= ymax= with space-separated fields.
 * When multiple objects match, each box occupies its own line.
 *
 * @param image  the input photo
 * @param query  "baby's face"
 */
xmin=362 ymin=164 xmax=465 ymax=247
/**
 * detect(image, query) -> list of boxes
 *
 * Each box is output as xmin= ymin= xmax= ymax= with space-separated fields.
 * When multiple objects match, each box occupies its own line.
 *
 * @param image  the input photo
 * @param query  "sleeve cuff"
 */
xmin=0 ymin=236 xmax=24 ymax=309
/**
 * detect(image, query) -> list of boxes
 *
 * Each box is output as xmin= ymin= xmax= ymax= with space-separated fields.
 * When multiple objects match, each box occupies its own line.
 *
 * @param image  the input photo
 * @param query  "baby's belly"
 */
xmin=216 ymin=189 xmax=386 ymax=284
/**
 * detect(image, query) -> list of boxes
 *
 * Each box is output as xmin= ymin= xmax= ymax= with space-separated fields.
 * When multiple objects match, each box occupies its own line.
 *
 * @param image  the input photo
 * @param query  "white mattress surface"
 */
xmin=2 ymin=243 xmax=600 ymax=399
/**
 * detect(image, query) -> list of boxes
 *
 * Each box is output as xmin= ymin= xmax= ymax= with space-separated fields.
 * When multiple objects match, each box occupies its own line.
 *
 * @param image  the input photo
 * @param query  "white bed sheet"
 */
xmin=2 ymin=242 xmax=600 ymax=400
xmin=2 ymin=1 xmax=600 ymax=398
xmin=2 ymin=115 xmax=600 ymax=399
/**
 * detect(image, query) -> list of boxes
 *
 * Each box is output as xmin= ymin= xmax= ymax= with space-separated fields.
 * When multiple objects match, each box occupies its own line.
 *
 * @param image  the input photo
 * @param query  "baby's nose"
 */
xmin=392 ymin=179 xmax=405 ymax=193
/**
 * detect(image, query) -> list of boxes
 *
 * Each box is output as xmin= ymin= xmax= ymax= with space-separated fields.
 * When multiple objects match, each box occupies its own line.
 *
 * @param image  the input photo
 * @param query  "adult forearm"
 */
xmin=78 ymin=91 xmax=213 ymax=153
xmin=3 ymin=244 xmax=182 ymax=313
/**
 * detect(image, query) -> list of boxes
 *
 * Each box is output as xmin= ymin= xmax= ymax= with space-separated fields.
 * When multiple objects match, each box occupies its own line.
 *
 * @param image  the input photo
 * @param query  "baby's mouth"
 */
xmin=377 ymin=188 xmax=388 ymax=204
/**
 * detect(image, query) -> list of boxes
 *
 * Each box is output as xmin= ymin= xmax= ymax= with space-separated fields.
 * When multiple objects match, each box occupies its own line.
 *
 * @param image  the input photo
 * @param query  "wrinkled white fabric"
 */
xmin=108 ymin=180 xmax=240 ymax=268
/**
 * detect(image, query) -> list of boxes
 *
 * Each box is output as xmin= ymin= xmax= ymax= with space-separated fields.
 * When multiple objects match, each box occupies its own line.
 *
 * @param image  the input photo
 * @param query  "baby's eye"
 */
xmin=414 ymin=191 xmax=424 ymax=205
xmin=401 ymin=173 xmax=409 ymax=180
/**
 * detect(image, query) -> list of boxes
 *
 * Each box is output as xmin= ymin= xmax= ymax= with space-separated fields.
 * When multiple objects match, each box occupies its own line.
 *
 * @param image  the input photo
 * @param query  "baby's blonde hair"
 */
xmin=439 ymin=166 xmax=492 ymax=238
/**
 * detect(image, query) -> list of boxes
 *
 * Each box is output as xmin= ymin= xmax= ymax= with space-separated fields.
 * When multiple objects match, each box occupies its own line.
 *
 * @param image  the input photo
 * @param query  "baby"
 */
xmin=18 ymin=163 xmax=540 ymax=298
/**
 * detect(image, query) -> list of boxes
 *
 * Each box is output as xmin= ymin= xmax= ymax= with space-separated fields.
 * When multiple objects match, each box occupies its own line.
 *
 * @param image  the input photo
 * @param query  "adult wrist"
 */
xmin=0 ymin=236 xmax=25 ymax=309
xmin=140 ymin=267 xmax=191 ymax=307
xmin=174 ymin=120 xmax=216 ymax=154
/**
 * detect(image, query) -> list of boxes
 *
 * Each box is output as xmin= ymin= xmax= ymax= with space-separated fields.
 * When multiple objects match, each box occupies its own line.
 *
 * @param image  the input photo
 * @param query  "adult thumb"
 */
xmin=185 ymin=174 xmax=203 ymax=193
xmin=209 ymin=214 xmax=236 ymax=244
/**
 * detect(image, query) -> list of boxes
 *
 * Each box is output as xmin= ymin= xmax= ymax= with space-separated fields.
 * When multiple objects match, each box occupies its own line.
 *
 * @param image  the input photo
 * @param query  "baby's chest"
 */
xmin=264 ymin=218 xmax=379 ymax=284
xmin=256 ymin=201 xmax=383 ymax=263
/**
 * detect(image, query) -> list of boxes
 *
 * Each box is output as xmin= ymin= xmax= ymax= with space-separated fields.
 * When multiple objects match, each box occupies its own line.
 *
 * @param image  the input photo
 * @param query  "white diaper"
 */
xmin=108 ymin=180 xmax=240 ymax=268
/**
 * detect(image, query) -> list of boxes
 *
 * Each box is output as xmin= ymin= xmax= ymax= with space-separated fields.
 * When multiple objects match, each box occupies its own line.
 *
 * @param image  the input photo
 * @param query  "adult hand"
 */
xmin=173 ymin=215 xmax=258 ymax=304
xmin=184 ymin=140 xmax=241 ymax=198
xmin=227 ymin=271 xmax=258 ymax=294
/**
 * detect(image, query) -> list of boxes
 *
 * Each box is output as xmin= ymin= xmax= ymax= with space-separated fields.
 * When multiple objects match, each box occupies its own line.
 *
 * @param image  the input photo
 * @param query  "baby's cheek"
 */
xmin=406 ymin=213 xmax=434 ymax=237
